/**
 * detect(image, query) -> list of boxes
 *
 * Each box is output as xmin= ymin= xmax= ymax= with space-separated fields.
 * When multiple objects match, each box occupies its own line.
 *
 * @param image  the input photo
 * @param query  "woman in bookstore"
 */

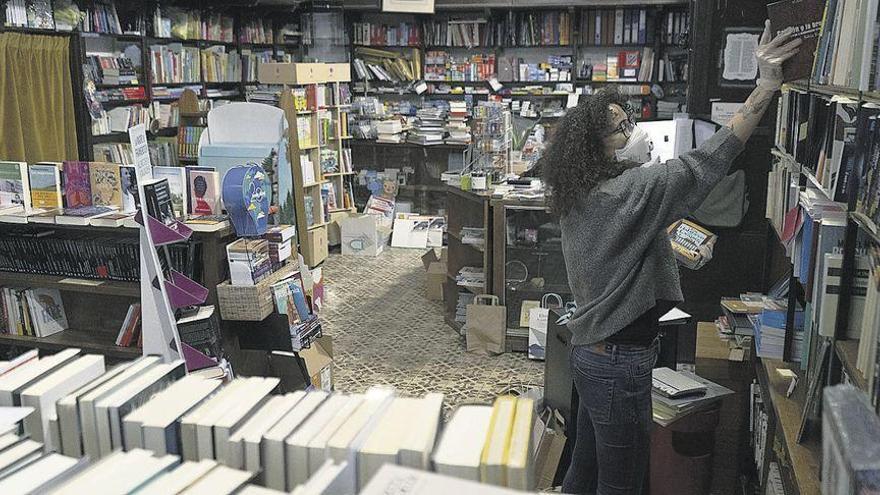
xmin=542 ymin=22 xmax=801 ymax=495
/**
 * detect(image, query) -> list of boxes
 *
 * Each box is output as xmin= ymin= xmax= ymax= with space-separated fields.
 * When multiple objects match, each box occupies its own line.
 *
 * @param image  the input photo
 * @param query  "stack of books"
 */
xmin=265 ymin=225 xmax=296 ymax=264
xmin=375 ymin=120 xmax=404 ymax=144
xmin=719 ymin=296 xmax=763 ymax=337
xmin=651 ymin=369 xmax=733 ymax=426
xmin=408 ymin=106 xmax=446 ymax=146
xmin=455 ymin=266 xmax=485 ymax=288
xmin=754 ymin=298 xmax=804 ymax=361
xmin=445 ymin=101 xmax=470 ymax=145
xmin=226 ymin=239 xmax=272 ymax=286
xmin=0 ymin=348 xmax=538 ymax=493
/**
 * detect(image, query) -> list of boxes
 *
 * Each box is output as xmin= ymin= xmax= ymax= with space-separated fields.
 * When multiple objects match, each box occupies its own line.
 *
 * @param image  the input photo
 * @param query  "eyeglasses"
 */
xmin=609 ymin=116 xmax=635 ymax=139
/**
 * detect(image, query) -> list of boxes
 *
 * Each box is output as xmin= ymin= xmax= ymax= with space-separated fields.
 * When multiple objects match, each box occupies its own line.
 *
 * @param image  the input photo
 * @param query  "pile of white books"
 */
xmin=445 ymin=101 xmax=471 ymax=145
xmin=408 ymin=106 xmax=446 ymax=146
xmin=375 ymin=120 xmax=404 ymax=144
xmin=0 ymin=348 xmax=538 ymax=494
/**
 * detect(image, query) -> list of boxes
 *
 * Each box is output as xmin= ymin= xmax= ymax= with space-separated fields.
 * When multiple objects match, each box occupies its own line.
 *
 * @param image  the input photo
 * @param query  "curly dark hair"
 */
xmin=540 ymin=89 xmax=632 ymax=216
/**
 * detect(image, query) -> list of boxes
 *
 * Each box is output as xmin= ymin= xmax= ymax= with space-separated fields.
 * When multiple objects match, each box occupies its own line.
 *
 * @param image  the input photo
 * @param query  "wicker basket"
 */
xmin=216 ymin=264 xmax=297 ymax=321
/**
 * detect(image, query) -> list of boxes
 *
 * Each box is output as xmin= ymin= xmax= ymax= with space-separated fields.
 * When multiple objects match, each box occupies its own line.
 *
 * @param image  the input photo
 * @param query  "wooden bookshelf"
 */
xmin=0 ymin=329 xmax=140 ymax=359
xmin=754 ymin=356 xmax=821 ymax=495
xmin=0 ymin=272 xmax=139 ymax=298
xmin=835 ymin=339 xmax=869 ymax=392
xmin=277 ymin=66 xmax=352 ymax=267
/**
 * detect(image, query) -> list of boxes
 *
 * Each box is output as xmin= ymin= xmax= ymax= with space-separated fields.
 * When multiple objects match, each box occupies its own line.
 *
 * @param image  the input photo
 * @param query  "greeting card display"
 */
xmin=221 ymin=165 xmax=269 ymax=237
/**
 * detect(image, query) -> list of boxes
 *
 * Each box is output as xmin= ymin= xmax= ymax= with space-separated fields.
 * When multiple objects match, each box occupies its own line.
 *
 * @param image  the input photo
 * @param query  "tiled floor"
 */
xmin=320 ymin=248 xmax=544 ymax=415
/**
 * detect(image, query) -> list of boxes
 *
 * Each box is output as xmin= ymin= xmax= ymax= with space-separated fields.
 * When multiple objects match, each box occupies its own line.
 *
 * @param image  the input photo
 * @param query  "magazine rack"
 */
xmin=137 ymin=190 xmax=217 ymax=372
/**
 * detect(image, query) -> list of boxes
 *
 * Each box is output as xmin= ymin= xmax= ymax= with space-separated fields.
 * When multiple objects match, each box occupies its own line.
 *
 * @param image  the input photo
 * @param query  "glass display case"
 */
xmin=493 ymin=200 xmax=573 ymax=352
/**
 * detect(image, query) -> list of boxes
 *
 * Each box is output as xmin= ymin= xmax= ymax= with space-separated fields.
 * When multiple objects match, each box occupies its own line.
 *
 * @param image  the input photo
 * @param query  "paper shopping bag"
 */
xmin=466 ymin=295 xmax=506 ymax=355
xmin=528 ymin=293 xmax=564 ymax=360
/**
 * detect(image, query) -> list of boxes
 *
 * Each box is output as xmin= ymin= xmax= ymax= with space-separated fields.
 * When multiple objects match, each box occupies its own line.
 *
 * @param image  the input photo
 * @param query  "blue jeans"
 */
xmin=562 ymin=339 xmax=659 ymax=495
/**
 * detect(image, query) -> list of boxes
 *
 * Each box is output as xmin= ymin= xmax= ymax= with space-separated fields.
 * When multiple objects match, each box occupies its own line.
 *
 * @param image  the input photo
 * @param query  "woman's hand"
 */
xmin=755 ymin=19 xmax=803 ymax=90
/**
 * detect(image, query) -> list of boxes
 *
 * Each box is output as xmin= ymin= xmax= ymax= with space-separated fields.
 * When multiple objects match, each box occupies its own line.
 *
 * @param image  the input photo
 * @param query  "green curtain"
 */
xmin=0 ymin=32 xmax=79 ymax=162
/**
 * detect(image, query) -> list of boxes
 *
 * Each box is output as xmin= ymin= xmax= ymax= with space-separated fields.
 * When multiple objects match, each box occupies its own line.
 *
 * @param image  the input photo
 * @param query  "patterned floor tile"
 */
xmin=320 ymin=248 xmax=544 ymax=410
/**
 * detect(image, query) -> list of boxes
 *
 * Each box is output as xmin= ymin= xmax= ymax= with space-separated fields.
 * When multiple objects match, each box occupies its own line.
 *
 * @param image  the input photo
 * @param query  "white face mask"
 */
xmin=614 ymin=124 xmax=654 ymax=165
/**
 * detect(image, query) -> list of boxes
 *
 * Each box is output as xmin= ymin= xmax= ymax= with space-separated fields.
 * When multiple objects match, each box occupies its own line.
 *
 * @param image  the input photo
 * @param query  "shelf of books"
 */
xmin=752 ymin=355 xmax=821 ymax=495
xmin=273 ymin=64 xmax=352 ymax=267
xmin=755 ymin=4 xmax=880 ymax=492
xmin=348 ymin=6 xmax=689 ymax=122
xmin=0 ymin=1 xmax=316 ymax=164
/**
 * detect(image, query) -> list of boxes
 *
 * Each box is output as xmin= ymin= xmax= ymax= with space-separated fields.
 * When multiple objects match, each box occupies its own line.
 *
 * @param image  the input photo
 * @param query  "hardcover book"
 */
xmin=186 ymin=167 xmax=221 ymax=216
xmin=152 ymin=166 xmax=188 ymax=218
xmin=768 ymin=0 xmax=827 ymax=81
xmin=62 ymin=161 xmax=92 ymax=209
xmin=28 ymin=163 xmax=62 ymax=209
xmin=0 ymin=161 xmax=30 ymax=211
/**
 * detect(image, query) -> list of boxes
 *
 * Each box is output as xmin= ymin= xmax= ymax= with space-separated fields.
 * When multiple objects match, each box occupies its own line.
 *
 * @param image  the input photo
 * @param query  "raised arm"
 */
xmin=726 ymin=20 xmax=802 ymax=143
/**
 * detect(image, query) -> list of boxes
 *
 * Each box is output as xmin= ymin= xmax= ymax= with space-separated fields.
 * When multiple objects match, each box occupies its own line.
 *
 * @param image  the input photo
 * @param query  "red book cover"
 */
xmin=62 ymin=161 xmax=92 ymax=208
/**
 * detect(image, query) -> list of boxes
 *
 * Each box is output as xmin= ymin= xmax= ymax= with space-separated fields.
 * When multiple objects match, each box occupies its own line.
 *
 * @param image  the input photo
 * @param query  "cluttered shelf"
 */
xmin=446 ymin=273 xmax=485 ymax=295
xmin=0 ymin=272 xmax=139 ymax=298
xmin=446 ymin=229 xmax=485 ymax=253
xmin=835 ymin=339 xmax=869 ymax=392
xmin=0 ymin=328 xmax=140 ymax=359
xmin=754 ymin=356 xmax=821 ymax=495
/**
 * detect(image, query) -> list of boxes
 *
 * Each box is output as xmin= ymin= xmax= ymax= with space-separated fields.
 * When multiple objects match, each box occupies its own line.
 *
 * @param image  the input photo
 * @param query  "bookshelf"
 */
xmin=274 ymin=63 xmax=352 ymax=267
xmin=0 ymin=217 xmax=234 ymax=361
xmin=175 ymin=88 xmax=206 ymax=165
xmin=753 ymin=354 xmax=821 ymax=495
xmin=443 ymin=187 xmax=494 ymax=335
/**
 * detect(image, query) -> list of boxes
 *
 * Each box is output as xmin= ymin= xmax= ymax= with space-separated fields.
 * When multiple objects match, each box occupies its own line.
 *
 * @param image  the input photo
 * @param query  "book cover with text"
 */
xmin=63 ymin=161 xmax=92 ymax=208
xmin=768 ymin=0 xmax=827 ymax=81
xmin=28 ymin=163 xmax=62 ymax=209
xmin=153 ymin=166 xmax=188 ymax=218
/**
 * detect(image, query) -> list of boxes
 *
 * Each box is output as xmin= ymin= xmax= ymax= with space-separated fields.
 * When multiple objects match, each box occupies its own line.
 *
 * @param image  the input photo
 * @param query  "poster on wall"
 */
xmin=719 ymin=27 xmax=762 ymax=88
xmin=382 ymin=0 xmax=434 ymax=14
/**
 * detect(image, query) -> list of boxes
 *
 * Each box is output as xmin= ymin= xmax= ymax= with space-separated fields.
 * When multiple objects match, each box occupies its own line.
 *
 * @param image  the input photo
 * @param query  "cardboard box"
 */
xmin=327 ymin=211 xmax=356 ymax=246
xmin=304 ymin=227 xmax=329 ymax=267
xmin=421 ymin=249 xmax=447 ymax=301
xmin=426 ymin=262 xmax=446 ymax=301
xmin=300 ymin=335 xmax=333 ymax=392
xmin=258 ymin=62 xmax=324 ymax=84
xmin=340 ymin=214 xmax=389 ymax=256
xmin=326 ymin=63 xmax=351 ymax=82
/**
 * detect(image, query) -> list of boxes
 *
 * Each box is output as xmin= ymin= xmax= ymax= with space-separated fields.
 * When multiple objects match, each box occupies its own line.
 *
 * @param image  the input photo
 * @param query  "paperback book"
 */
xmin=89 ymin=162 xmax=123 ymax=209
xmin=62 ymin=161 xmax=92 ymax=209
xmin=0 ymin=161 xmax=30 ymax=212
xmin=28 ymin=163 xmax=62 ymax=209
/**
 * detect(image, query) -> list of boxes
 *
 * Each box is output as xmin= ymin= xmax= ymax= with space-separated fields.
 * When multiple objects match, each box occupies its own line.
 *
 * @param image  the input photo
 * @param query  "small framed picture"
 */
xmin=382 ymin=0 xmax=434 ymax=14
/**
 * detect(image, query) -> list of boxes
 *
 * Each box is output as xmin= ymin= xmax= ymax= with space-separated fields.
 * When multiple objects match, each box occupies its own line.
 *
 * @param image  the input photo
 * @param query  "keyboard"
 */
xmin=652 ymin=367 xmax=707 ymax=398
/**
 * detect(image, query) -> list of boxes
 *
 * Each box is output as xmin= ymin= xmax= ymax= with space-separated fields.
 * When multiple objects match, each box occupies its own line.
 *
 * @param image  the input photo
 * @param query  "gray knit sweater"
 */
xmin=560 ymin=127 xmax=745 ymax=346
